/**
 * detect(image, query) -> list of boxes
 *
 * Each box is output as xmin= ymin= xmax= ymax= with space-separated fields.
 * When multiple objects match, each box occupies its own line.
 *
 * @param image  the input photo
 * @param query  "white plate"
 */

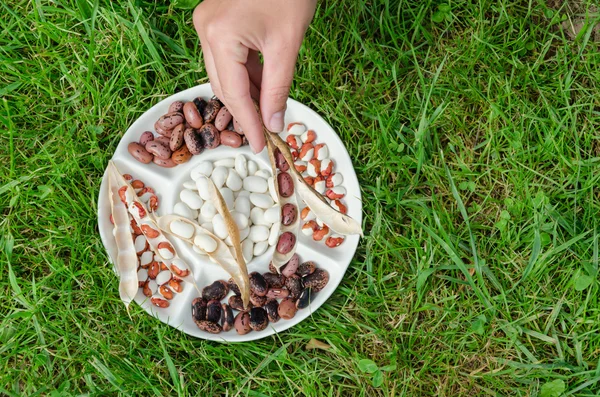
xmin=97 ymin=84 xmax=362 ymax=342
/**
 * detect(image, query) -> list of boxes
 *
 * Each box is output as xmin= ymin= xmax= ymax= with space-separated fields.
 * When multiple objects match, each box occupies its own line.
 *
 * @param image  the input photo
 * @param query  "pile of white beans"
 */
xmin=174 ymin=154 xmax=280 ymax=263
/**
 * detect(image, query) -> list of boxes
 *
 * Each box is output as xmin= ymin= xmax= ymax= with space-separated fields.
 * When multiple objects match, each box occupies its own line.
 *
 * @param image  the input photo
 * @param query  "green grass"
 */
xmin=2 ymin=0 xmax=600 ymax=395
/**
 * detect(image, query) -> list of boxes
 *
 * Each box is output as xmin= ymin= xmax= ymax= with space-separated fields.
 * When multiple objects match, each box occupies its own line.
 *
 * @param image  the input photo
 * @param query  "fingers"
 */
xmin=260 ymin=42 xmax=300 ymax=133
xmin=210 ymin=40 xmax=266 ymax=153
xmin=193 ymin=4 xmax=222 ymax=99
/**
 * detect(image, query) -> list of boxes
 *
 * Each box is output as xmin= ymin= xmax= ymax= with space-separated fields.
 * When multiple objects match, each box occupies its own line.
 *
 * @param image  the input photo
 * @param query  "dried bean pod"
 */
xmin=281 ymin=253 xmax=299 ymax=278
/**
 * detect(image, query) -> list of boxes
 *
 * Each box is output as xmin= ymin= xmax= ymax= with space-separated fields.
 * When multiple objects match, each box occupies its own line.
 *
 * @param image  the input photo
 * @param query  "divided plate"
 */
xmin=97 ymin=84 xmax=362 ymax=342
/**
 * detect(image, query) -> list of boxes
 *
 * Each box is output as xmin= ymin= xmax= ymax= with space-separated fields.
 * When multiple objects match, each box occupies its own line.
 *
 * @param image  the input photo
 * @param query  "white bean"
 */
xmin=180 ymin=189 xmax=204 ymax=210
xmin=288 ymin=123 xmax=307 ymax=135
xmin=137 ymin=267 xmax=148 ymax=281
xmin=242 ymin=239 xmax=253 ymax=263
xmin=314 ymin=180 xmax=326 ymax=194
xmin=200 ymin=222 xmax=214 ymax=234
xmin=182 ymin=180 xmax=197 ymax=190
xmin=226 ymin=169 xmax=243 ymax=191
xmin=249 ymin=225 xmax=269 ymax=242
xmin=300 ymin=148 xmax=314 ymax=162
xmin=194 ymin=233 xmax=217 ymax=253
xmin=237 ymin=190 xmax=250 ymax=198
xmin=247 ymin=160 xmax=258 ymax=176
xmin=267 ymin=177 xmax=279 ymax=203
xmin=307 ymin=161 xmax=319 ymax=178
xmin=330 ymin=173 xmax=344 ymax=186
xmin=170 ymin=220 xmax=195 ymax=239
xmin=250 ymin=207 xmax=268 ymax=226
xmin=211 ymin=166 xmax=228 ymax=189
xmin=214 ymin=158 xmax=235 ymax=168
xmin=315 ymin=144 xmax=329 ymax=160
xmin=249 ymin=193 xmax=274 ymax=209
xmin=264 ymin=205 xmax=281 ymax=224
xmin=234 ymin=196 xmax=251 ymax=218
xmin=242 ymin=176 xmax=268 ymax=193
xmin=190 ymin=161 xmax=213 ymax=180
xmin=155 ymin=270 xmax=171 ymax=285
xmin=235 ymin=154 xmax=248 ymax=178
xmin=268 ymin=222 xmax=281 ymax=246
xmin=239 ymin=226 xmax=250 ymax=241
xmin=200 ymin=202 xmax=217 ymax=221
xmin=195 ymin=177 xmax=211 ymax=200
xmin=173 ymin=202 xmax=196 ymax=220
xmin=147 ymin=280 xmax=158 ymax=294
xmin=140 ymin=251 xmax=154 ymax=267
xmin=254 ymin=169 xmax=271 ymax=180
xmin=212 ymin=214 xmax=228 ymax=239
xmin=219 ymin=187 xmax=235 ymax=210
xmin=253 ymin=241 xmax=268 ymax=256
xmin=231 ymin=211 xmax=249 ymax=230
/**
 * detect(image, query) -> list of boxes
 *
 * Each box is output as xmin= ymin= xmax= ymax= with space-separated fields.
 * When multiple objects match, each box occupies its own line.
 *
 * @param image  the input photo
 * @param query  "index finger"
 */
xmin=211 ymin=41 xmax=265 ymax=154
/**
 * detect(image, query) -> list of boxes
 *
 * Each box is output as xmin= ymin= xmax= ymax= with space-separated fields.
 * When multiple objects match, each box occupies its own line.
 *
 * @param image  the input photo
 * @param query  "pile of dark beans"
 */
xmin=128 ymin=96 xmax=248 ymax=168
xmin=191 ymin=254 xmax=329 ymax=334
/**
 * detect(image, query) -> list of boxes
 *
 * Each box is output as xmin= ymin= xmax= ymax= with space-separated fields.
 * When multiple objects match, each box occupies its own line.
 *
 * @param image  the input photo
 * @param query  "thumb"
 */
xmin=260 ymin=44 xmax=299 ymax=133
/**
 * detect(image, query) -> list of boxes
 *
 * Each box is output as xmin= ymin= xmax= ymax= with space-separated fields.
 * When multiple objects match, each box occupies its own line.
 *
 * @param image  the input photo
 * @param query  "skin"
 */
xmin=193 ymin=0 xmax=317 ymax=154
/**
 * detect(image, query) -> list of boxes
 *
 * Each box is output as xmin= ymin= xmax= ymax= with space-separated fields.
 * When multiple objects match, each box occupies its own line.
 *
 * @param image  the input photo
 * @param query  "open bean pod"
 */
xmin=155 ymin=214 xmax=251 ymax=309
xmin=265 ymin=136 xmax=300 ymax=271
xmin=264 ymin=133 xmax=362 ymax=236
xmin=107 ymin=168 xmax=139 ymax=309
xmin=108 ymin=162 xmax=198 ymax=292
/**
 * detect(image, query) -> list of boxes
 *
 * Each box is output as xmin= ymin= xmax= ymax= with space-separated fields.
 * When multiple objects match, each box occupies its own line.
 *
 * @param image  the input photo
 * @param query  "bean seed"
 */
xmin=303 ymin=269 xmax=329 ymax=292
xmin=195 ymin=320 xmax=222 ymax=334
xmin=297 ymin=261 xmax=316 ymax=277
xmin=139 ymin=131 xmax=154 ymax=146
xmin=202 ymin=280 xmax=229 ymax=301
xmin=264 ymin=299 xmax=280 ymax=323
xmin=249 ymin=272 xmax=268 ymax=297
xmin=250 ymin=291 xmax=268 ymax=307
xmin=285 ymin=274 xmax=304 ymax=299
xmin=203 ymin=98 xmax=222 ymax=123
xmin=263 ymin=272 xmax=286 ymax=289
xmin=229 ymin=295 xmax=249 ymax=311
xmin=214 ymin=106 xmax=232 ymax=131
xmin=278 ymin=298 xmax=297 ymax=320
xmin=128 ymin=142 xmax=153 ymax=164
xmin=206 ymin=300 xmax=222 ymax=323
xmin=184 ymin=127 xmax=204 ymax=155
xmin=221 ymin=304 xmax=234 ymax=332
xmin=228 ymin=278 xmax=241 ymax=296
xmin=281 ymin=253 xmax=299 ymax=278
xmin=296 ymin=287 xmax=313 ymax=309
xmin=266 ymin=288 xmax=289 ymax=299
xmin=199 ymin=123 xmax=220 ymax=149
xmin=281 ymin=203 xmax=297 ymax=226
xmin=168 ymin=101 xmax=184 ymax=113
xmin=169 ymin=124 xmax=186 ymax=151
xmin=276 ymin=232 xmax=296 ymax=254
xmin=183 ymin=101 xmax=203 ymax=129
xmin=249 ymin=307 xmax=268 ymax=331
xmin=234 ymin=312 xmax=252 ymax=335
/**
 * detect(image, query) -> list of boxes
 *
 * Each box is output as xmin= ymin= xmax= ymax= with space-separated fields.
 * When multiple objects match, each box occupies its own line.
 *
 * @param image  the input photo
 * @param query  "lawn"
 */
xmin=2 ymin=0 xmax=600 ymax=395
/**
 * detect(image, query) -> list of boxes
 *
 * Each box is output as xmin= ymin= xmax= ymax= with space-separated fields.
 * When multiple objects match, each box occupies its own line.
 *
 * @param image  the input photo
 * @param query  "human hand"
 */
xmin=193 ymin=0 xmax=317 ymax=153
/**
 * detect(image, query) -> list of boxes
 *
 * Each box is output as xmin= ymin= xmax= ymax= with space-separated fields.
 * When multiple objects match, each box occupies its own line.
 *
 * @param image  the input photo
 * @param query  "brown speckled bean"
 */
xmin=297 ymin=261 xmax=316 ymax=277
xmin=145 ymin=140 xmax=172 ymax=160
xmin=221 ymin=304 xmax=234 ymax=332
xmin=285 ymin=274 xmax=303 ymax=299
xmin=249 ymin=272 xmax=268 ymax=297
xmin=192 ymin=297 xmax=207 ymax=321
xmin=281 ymin=253 xmax=299 ymax=278
xmin=214 ymin=107 xmax=232 ymax=131
xmin=266 ymin=288 xmax=289 ymax=299
xmin=128 ymin=142 xmax=153 ymax=164
xmin=203 ymin=98 xmax=222 ymax=123
xmin=158 ymin=112 xmax=184 ymax=130
xmin=303 ymin=269 xmax=329 ymax=292
xmin=249 ymin=307 xmax=268 ymax=331
xmin=296 ymin=287 xmax=313 ymax=309
xmin=278 ymin=298 xmax=297 ymax=320
xmin=183 ymin=101 xmax=203 ymax=129
xmin=234 ymin=312 xmax=252 ymax=335
xmin=275 ymin=149 xmax=289 ymax=171
xmin=250 ymin=291 xmax=268 ymax=307
xmin=154 ymin=120 xmax=172 ymax=137
xmin=229 ymin=295 xmax=250 ymax=311
xmin=153 ymin=157 xmax=177 ymax=168
xmin=206 ymin=299 xmax=222 ymax=323
xmin=276 ymin=232 xmax=296 ymax=254
xmin=199 ymin=124 xmax=220 ymax=149
xmin=155 ymin=135 xmax=170 ymax=146
xmin=169 ymin=124 xmax=185 ymax=151
xmin=264 ymin=299 xmax=280 ymax=323
xmin=202 ymin=280 xmax=229 ymax=301
xmin=277 ymin=172 xmax=294 ymax=198
xmin=228 ymin=278 xmax=241 ymax=296
xmin=168 ymin=101 xmax=184 ymax=113
xmin=184 ymin=127 xmax=204 ymax=155
xmin=139 ymin=131 xmax=154 ymax=146
xmin=195 ymin=320 xmax=222 ymax=334
xmin=171 ymin=145 xmax=192 ymax=164
xmin=281 ymin=203 xmax=297 ymax=226
xmin=220 ymin=130 xmax=242 ymax=148
xmin=263 ymin=272 xmax=286 ymax=289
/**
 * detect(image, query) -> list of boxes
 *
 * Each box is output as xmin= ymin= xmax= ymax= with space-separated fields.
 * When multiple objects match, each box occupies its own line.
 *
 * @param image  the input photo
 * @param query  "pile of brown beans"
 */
xmin=128 ymin=97 xmax=248 ymax=168
xmin=191 ymin=255 xmax=329 ymax=334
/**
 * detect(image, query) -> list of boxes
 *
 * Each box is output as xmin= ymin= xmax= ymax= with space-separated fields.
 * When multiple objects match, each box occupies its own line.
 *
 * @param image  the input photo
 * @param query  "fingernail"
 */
xmin=269 ymin=111 xmax=285 ymax=133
